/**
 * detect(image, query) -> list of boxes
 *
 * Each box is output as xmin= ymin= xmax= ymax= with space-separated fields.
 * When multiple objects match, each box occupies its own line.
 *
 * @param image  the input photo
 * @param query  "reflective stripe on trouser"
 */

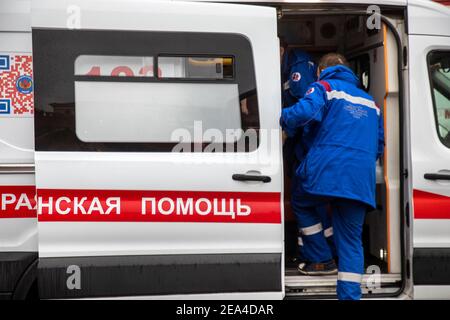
xmin=292 ymin=204 xmax=333 ymax=263
xmin=316 ymin=204 xmax=337 ymax=258
xmin=324 ymin=227 xmax=333 ymax=238
xmin=332 ymin=198 xmax=366 ymax=300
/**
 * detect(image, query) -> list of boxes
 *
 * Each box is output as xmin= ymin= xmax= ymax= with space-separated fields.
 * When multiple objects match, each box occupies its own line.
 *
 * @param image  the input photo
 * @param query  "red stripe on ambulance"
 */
xmin=413 ymin=189 xmax=450 ymax=219
xmin=37 ymin=189 xmax=281 ymax=223
xmin=0 ymin=186 xmax=36 ymax=218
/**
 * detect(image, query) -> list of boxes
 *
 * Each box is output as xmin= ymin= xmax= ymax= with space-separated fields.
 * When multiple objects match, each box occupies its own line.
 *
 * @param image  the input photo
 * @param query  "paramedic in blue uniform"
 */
xmin=280 ymin=53 xmax=385 ymax=300
xmin=280 ymin=39 xmax=336 ymax=265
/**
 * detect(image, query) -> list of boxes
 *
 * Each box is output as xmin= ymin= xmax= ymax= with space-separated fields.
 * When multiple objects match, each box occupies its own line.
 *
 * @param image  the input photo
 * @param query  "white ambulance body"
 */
xmin=0 ymin=0 xmax=449 ymax=300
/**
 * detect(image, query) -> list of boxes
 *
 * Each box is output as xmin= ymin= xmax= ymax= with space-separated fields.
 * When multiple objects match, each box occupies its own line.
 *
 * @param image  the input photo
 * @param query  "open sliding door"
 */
xmin=32 ymin=0 xmax=283 ymax=299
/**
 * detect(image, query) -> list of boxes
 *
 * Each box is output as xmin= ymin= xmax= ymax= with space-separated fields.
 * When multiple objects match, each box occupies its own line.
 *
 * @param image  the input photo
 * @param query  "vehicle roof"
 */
xmin=176 ymin=0 xmax=407 ymax=5
xmin=1 ymin=0 xmax=449 ymax=35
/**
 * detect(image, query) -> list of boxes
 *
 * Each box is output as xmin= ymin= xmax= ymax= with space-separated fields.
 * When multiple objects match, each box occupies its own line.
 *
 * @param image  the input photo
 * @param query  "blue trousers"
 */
xmin=292 ymin=193 xmax=366 ymax=300
xmin=291 ymin=173 xmax=336 ymax=260
xmin=333 ymin=199 xmax=366 ymax=300
xmin=292 ymin=200 xmax=336 ymax=262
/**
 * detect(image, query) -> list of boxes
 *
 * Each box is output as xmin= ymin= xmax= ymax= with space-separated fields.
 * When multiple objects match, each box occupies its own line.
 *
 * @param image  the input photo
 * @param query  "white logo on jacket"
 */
xmin=306 ymin=87 xmax=315 ymax=95
xmin=291 ymin=72 xmax=301 ymax=82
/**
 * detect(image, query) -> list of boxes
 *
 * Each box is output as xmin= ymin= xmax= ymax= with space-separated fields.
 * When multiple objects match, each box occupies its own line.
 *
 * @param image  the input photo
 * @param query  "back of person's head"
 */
xmin=317 ymin=53 xmax=348 ymax=73
xmin=279 ymin=36 xmax=288 ymax=62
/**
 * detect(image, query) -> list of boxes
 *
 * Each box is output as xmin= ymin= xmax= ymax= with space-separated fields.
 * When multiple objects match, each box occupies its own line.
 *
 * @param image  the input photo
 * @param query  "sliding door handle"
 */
xmin=424 ymin=173 xmax=450 ymax=181
xmin=232 ymin=174 xmax=271 ymax=183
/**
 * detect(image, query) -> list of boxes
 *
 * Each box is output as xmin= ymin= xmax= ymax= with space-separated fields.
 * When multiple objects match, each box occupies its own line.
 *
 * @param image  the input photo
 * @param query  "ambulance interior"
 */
xmin=276 ymin=12 xmax=403 ymax=297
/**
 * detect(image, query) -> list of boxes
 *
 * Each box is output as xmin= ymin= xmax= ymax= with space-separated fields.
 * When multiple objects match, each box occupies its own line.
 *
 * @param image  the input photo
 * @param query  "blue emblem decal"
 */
xmin=16 ymin=75 xmax=33 ymax=94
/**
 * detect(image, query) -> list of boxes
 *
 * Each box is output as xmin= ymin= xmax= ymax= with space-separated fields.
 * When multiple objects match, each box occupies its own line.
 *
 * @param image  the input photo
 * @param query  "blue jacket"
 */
xmin=282 ymin=49 xmax=317 ymax=108
xmin=281 ymin=65 xmax=385 ymax=208
xmin=281 ymin=49 xmax=318 ymax=174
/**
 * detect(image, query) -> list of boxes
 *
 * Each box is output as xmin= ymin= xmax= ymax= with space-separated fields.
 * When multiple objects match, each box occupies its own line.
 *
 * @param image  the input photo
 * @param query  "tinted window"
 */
xmin=75 ymin=55 xmax=155 ymax=77
xmin=32 ymin=30 xmax=259 ymax=152
xmin=428 ymin=51 xmax=450 ymax=148
xmin=75 ymin=81 xmax=242 ymax=143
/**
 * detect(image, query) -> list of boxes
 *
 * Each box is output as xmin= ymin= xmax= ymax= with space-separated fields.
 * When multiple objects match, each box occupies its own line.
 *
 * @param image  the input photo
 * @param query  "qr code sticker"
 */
xmin=0 ymin=54 xmax=34 ymax=117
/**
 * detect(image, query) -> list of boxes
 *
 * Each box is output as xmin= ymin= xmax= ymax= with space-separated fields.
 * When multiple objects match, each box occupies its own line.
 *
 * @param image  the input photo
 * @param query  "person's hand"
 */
xmin=282 ymin=131 xmax=288 ymax=144
xmin=240 ymin=98 xmax=249 ymax=115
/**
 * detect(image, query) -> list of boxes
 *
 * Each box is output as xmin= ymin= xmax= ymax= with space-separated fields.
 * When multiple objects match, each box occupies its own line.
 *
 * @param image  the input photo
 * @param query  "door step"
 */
xmin=285 ymin=269 xmax=401 ymax=297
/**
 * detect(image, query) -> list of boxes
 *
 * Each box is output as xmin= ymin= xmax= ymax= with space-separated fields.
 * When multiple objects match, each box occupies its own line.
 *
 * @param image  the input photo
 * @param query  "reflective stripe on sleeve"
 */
xmin=324 ymin=227 xmax=334 ymax=238
xmin=338 ymin=272 xmax=363 ymax=283
xmin=326 ymin=90 xmax=380 ymax=116
xmin=301 ymin=223 xmax=323 ymax=236
xmin=298 ymin=236 xmax=304 ymax=246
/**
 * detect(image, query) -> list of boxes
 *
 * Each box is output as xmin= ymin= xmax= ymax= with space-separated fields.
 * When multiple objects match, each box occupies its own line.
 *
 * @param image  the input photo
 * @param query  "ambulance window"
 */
xmin=158 ymin=56 xmax=234 ymax=79
xmin=75 ymin=55 xmax=154 ymax=77
xmin=32 ymin=30 xmax=259 ymax=152
xmin=74 ymin=81 xmax=242 ymax=144
xmin=428 ymin=51 xmax=450 ymax=148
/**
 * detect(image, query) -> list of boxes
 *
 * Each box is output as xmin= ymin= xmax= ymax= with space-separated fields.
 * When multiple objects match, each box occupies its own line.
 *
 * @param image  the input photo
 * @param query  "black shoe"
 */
xmin=286 ymin=256 xmax=306 ymax=268
xmin=298 ymin=259 xmax=338 ymax=276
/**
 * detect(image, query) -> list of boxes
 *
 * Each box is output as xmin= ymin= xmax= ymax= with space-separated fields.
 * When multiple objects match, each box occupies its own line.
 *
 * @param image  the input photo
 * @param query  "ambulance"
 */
xmin=0 ymin=0 xmax=449 ymax=300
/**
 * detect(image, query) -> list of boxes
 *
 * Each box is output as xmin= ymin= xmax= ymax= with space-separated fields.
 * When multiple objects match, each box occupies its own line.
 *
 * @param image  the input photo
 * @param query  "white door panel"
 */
xmin=35 ymin=152 xmax=281 ymax=191
xmin=0 ymin=6 xmax=37 ymax=296
xmin=32 ymin=0 xmax=282 ymax=299
xmin=409 ymin=35 xmax=450 ymax=242
xmin=414 ymin=285 xmax=450 ymax=300
xmin=0 ymin=173 xmax=36 ymax=252
xmin=409 ymin=33 xmax=450 ymax=293
xmin=414 ymin=220 xmax=450 ymax=248
xmin=38 ymin=222 xmax=282 ymax=258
